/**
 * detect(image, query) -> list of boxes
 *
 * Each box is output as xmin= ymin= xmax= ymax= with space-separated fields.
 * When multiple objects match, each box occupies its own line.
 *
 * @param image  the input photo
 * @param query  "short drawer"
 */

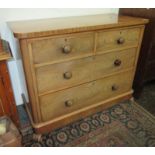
xmin=29 ymin=32 xmax=95 ymax=64
xmin=96 ymin=27 xmax=141 ymax=53
xmin=36 ymin=48 xmax=136 ymax=94
xmin=40 ymin=70 xmax=133 ymax=122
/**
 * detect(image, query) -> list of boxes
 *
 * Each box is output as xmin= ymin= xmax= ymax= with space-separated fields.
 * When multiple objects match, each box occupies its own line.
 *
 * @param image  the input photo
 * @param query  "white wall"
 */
xmin=0 ymin=8 xmax=119 ymax=105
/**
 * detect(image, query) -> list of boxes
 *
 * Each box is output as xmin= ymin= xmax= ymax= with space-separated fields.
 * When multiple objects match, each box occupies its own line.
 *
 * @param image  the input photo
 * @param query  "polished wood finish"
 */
xmin=0 ymin=39 xmax=19 ymax=127
xmin=119 ymin=8 xmax=155 ymax=98
xmin=96 ymin=27 xmax=141 ymax=53
xmin=40 ymin=70 xmax=133 ymax=121
xmin=8 ymin=14 xmax=148 ymax=39
xmin=26 ymin=91 xmax=133 ymax=134
xmin=36 ymin=48 xmax=136 ymax=94
xmin=20 ymin=40 xmax=41 ymax=122
xmin=8 ymin=14 xmax=148 ymax=133
xmin=29 ymin=32 xmax=94 ymax=64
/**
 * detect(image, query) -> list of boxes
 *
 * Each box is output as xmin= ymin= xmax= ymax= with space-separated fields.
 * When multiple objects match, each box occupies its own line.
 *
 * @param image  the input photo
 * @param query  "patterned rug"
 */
xmin=23 ymin=100 xmax=155 ymax=147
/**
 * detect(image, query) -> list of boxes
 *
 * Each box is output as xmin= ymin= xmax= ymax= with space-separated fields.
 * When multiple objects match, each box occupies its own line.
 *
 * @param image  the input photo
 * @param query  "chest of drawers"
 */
xmin=8 ymin=14 xmax=148 ymax=133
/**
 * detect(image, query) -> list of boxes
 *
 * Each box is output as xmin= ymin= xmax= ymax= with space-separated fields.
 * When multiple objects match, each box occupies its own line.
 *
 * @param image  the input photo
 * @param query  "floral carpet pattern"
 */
xmin=23 ymin=100 xmax=155 ymax=147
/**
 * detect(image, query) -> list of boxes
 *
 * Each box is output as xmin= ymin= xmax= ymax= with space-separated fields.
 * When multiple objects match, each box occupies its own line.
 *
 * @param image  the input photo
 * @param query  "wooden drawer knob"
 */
xmin=65 ymin=100 xmax=73 ymax=107
xmin=63 ymin=72 xmax=72 ymax=79
xmin=114 ymin=59 xmax=122 ymax=66
xmin=117 ymin=37 xmax=125 ymax=44
xmin=62 ymin=45 xmax=72 ymax=54
xmin=112 ymin=85 xmax=119 ymax=91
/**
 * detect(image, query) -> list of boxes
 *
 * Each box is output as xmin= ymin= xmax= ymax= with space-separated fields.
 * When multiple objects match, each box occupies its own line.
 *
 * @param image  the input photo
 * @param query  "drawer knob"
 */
xmin=117 ymin=37 xmax=125 ymax=44
xmin=63 ymin=72 xmax=72 ymax=79
xmin=112 ymin=85 xmax=119 ymax=91
xmin=62 ymin=45 xmax=72 ymax=54
xmin=114 ymin=59 xmax=122 ymax=66
xmin=65 ymin=100 xmax=73 ymax=107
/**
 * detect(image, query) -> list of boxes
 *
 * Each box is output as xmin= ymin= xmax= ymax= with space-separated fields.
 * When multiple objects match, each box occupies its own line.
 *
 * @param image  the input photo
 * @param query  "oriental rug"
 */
xmin=23 ymin=100 xmax=155 ymax=147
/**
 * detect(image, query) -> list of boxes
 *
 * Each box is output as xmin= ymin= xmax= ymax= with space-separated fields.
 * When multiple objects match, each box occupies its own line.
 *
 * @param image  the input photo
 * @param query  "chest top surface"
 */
xmin=8 ymin=14 xmax=149 ymax=39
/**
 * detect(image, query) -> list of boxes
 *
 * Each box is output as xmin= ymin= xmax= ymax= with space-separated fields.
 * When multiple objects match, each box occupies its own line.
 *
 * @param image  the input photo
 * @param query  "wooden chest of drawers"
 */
xmin=8 ymin=14 xmax=148 ymax=133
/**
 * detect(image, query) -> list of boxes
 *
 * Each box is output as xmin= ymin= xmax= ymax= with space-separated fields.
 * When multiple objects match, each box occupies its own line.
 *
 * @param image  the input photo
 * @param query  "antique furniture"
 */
xmin=8 ymin=14 xmax=148 ymax=134
xmin=119 ymin=8 xmax=155 ymax=98
xmin=0 ymin=39 xmax=19 ymax=127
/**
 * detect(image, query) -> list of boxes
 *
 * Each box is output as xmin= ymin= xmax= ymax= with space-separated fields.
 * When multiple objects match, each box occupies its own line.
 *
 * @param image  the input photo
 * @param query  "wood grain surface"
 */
xmin=36 ymin=48 xmax=136 ymax=95
xmin=8 ymin=14 xmax=148 ymax=39
xmin=40 ymin=70 xmax=133 ymax=121
xmin=13 ymin=14 xmax=148 ymax=133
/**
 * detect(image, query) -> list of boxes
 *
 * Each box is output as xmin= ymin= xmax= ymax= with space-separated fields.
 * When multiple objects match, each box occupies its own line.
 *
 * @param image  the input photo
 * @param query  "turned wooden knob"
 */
xmin=112 ymin=85 xmax=119 ymax=91
xmin=62 ymin=45 xmax=72 ymax=54
xmin=63 ymin=72 xmax=72 ymax=79
xmin=117 ymin=37 xmax=125 ymax=44
xmin=114 ymin=59 xmax=122 ymax=66
xmin=65 ymin=100 xmax=73 ymax=107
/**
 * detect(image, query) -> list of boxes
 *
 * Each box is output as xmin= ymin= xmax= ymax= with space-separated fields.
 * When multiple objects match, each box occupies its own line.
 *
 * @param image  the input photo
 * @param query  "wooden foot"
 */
xmin=32 ymin=134 xmax=43 ymax=142
xmin=130 ymin=97 xmax=135 ymax=103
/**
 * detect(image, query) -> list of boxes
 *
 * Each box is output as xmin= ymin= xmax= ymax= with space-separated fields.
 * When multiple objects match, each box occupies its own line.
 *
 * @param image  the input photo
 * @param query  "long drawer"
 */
xmin=40 ymin=70 xmax=133 ymax=122
xmin=97 ymin=27 xmax=141 ymax=53
xmin=36 ymin=48 xmax=136 ymax=94
xmin=29 ymin=32 xmax=95 ymax=64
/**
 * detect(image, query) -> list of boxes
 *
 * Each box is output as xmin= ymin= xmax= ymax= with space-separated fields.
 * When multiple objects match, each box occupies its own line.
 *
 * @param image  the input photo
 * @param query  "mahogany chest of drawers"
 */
xmin=8 ymin=14 xmax=148 ymax=133
xmin=0 ymin=39 xmax=19 ymax=127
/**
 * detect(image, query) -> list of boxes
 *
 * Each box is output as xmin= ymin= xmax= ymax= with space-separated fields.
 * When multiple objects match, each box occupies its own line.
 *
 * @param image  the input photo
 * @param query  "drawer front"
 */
xmin=40 ymin=70 xmax=133 ymax=121
xmin=30 ymin=32 xmax=95 ymax=64
xmin=36 ymin=48 xmax=136 ymax=94
xmin=97 ymin=27 xmax=141 ymax=53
